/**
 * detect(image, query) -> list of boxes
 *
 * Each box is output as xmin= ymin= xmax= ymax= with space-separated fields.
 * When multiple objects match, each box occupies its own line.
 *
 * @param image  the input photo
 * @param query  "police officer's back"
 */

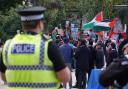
xmin=0 ymin=6 xmax=71 ymax=89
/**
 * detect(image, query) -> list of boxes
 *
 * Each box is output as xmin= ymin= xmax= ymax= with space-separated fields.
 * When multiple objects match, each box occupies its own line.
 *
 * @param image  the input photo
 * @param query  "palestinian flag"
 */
xmin=78 ymin=31 xmax=84 ymax=40
xmin=93 ymin=19 xmax=115 ymax=32
xmin=83 ymin=11 xmax=103 ymax=30
xmin=52 ymin=29 xmax=58 ymax=40
xmin=109 ymin=32 xmax=126 ymax=40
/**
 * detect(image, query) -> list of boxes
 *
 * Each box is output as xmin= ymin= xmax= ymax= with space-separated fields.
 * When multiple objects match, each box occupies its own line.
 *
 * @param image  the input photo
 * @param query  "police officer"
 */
xmin=0 ymin=6 xmax=71 ymax=89
xmin=99 ymin=39 xmax=128 ymax=88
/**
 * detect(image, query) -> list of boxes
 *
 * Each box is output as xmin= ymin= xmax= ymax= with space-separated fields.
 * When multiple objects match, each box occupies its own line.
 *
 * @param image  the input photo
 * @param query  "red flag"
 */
xmin=96 ymin=31 xmax=103 ymax=36
xmin=91 ymin=11 xmax=103 ymax=23
xmin=95 ymin=11 xmax=103 ymax=22
xmin=109 ymin=19 xmax=116 ymax=29
xmin=122 ymin=32 xmax=126 ymax=40
xmin=109 ymin=31 xmax=117 ymax=38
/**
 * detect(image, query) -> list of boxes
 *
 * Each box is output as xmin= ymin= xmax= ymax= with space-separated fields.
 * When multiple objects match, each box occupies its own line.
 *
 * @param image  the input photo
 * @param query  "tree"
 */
xmin=0 ymin=0 xmax=24 ymax=13
xmin=38 ymin=0 xmax=128 ymax=31
xmin=39 ymin=0 xmax=66 ymax=32
xmin=1 ymin=0 xmax=128 ymax=41
xmin=0 ymin=7 xmax=21 ymax=42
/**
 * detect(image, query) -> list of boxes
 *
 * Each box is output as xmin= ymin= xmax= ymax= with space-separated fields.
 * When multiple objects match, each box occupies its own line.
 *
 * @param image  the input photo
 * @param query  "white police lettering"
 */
xmin=11 ymin=44 xmax=35 ymax=54
xmin=29 ymin=45 xmax=34 ymax=53
xmin=16 ymin=45 xmax=22 ymax=53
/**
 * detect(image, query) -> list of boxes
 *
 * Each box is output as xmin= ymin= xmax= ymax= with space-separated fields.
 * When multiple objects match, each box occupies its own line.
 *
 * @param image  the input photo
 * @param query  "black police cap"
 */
xmin=17 ymin=6 xmax=46 ymax=21
xmin=17 ymin=6 xmax=46 ymax=16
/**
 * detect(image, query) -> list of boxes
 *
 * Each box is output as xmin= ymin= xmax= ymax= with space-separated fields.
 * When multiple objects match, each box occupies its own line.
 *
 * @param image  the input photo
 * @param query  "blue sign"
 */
xmin=87 ymin=69 xmax=104 ymax=89
xmin=11 ymin=44 xmax=35 ymax=54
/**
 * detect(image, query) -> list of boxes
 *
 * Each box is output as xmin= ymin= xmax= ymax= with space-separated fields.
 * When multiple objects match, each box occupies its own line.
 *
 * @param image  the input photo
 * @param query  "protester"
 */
xmin=59 ymin=37 xmax=73 ymax=88
xmin=74 ymin=40 xmax=90 ymax=88
xmin=107 ymin=42 xmax=118 ymax=66
xmin=95 ymin=42 xmax=105 ymax=69
xmin=88 ymin=39 xmax=96 ymax=79
xmin=99 ymin=39 xmax=128 ymax=88
xmin=105 ymin=39 xmax=112 ymax=66
xmin=55 ymin=39 xmax=63 ymax=47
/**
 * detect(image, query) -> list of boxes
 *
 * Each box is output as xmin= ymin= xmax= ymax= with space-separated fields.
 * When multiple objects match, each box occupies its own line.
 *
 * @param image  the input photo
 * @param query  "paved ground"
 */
xmin=0 ymin=85 xmax=7 ymax=89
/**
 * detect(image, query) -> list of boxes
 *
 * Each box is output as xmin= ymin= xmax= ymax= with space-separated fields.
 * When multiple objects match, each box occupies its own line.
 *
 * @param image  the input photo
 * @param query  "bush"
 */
xmin=0 ymin=7 xmax=21 ymax=42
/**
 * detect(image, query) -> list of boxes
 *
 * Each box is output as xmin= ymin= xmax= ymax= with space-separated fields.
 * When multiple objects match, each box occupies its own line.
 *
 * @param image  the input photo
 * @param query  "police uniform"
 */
xmin=99 ymin=39 xmax=128 ymax=88
xmin=0 ymin=7 xmax=66 ymax=89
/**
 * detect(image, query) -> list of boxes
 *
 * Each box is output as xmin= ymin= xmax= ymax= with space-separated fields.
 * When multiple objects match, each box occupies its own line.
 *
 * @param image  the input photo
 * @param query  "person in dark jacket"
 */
xmin=105 ymin=39 xmax=112 ymax=65
xmin=107 ymin=42 xmax=118 ymax=66
xmin=88 ymin=39 xmax=96 ymax=79
xmin=95 ymin=43 xmax=104 ymax=68
xmin=99 ymin=39 xmax=128 ymax=88
xmin=74 ymin=40 xmax=90 ymax=88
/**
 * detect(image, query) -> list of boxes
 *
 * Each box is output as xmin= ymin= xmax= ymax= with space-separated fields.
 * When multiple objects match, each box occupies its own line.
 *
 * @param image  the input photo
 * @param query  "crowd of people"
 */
xmin=0 ymin=21 xmax=127 ymax=89
xmin=51 ymin=29 xmax=128 ymax=88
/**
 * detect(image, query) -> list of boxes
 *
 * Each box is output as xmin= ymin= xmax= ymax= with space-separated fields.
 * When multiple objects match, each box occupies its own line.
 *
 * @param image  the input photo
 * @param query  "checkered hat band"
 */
xmin=21 ymin=14 xmax=44 ymax=21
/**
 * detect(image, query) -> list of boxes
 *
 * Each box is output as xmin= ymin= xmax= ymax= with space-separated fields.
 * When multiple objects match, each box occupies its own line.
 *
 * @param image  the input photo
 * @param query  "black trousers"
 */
xmin=75 ymin=68 xmax=87 ymax=88
xmin=88 ymin=66 xmax=94 ymax=80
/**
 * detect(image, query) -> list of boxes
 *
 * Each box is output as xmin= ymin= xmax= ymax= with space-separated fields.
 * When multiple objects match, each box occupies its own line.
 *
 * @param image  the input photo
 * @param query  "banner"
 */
xmin=71 ymin=24 xmax=78 ymax=40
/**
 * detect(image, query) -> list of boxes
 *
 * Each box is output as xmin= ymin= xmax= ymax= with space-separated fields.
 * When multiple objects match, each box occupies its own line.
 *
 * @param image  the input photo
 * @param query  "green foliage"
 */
xmin=39 ymin=0 xmax=128 ymax=31
xmin=44 ymin=8 xmax=66 ymax=32
xmin=39 ymin=0 xmax=66 ymax=31
xmin=0 ymin=8 xmax=21 ymax=42
xmin=1 ymin=0 xmax=128 ymax=41
xmin=0 ymin=0 xmax=23 ymax=13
